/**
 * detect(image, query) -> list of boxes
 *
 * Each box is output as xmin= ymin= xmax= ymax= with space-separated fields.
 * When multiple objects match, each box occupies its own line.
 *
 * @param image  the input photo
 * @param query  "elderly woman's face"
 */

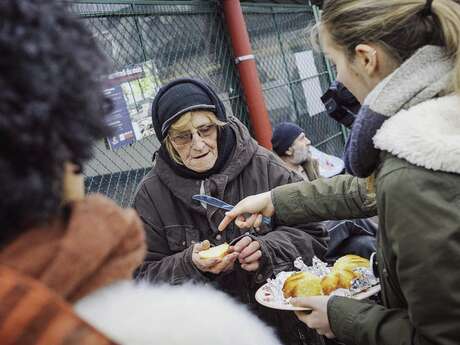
xmin=169 ymin=111 xmax=218 ymax=172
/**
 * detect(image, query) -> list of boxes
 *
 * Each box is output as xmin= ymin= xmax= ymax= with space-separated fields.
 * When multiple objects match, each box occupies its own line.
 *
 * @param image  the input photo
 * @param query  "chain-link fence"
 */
xmin=70 ymin=0 xmax=344 ymax=207
xmin=243 ymin=4 xmax=344 ymax=154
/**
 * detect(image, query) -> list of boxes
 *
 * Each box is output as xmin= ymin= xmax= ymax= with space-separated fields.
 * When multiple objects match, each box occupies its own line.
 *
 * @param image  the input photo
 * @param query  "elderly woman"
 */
xmin=133 ymin=78 xmax=375 ymax=345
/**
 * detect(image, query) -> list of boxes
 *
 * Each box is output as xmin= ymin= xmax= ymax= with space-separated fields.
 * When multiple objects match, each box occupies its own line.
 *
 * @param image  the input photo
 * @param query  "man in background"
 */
xmin=272 ymin=122 xmax=344 ymax=181
xmin=272 ymin=122 xmax=377 ymax=263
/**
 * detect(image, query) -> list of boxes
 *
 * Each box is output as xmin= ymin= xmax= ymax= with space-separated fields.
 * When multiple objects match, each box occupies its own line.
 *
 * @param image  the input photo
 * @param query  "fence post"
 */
xmin=222 ymin=0 xmax=273 ymax=149
xmin=271 ymin=8 xmax=300 ymax=125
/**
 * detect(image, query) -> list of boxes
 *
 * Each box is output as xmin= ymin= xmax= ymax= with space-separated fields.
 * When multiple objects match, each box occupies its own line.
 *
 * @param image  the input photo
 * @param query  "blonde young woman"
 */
xmin=219 ymin=0 xmax=460 ymax=344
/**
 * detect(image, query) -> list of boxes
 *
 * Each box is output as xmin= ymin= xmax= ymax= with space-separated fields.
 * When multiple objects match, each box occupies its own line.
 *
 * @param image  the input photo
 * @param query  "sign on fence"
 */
xmin=104 ymin=84 xmax=136 ymax=150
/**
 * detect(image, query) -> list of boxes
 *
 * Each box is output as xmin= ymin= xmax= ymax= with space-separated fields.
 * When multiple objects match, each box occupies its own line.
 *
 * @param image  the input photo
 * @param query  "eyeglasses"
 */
xmin=168 ymin=124 xmax=218 ymax=146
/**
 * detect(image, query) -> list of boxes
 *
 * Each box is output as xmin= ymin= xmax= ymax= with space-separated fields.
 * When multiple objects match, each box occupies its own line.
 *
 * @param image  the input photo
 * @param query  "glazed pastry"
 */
xmin=282 ymin=272 xmax=322 ymax=298
xmin=332 ymin=255 xmax=370 ymax=272
xmin=321 ymin=269 xmax=358 ymax=295
xmin=198 ymin=243 xmax=230 ymax=259
xmin=320 ymin=272 xmax=341 ymax=295
xmin=321 ymin=255 xmax=369 ymax=295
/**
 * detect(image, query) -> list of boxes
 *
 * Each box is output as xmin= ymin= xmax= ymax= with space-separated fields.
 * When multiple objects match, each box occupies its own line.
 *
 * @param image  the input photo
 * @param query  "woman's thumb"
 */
xmin=291 ymin=296 xmax=316 ymax=308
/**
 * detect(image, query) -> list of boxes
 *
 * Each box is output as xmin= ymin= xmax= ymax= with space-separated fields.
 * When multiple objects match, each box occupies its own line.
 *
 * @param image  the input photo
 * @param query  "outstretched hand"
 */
xmin=218 ymin=192 xmax=275 ymax=231
xmin=292 ymin=296 xmax=336 ymax=339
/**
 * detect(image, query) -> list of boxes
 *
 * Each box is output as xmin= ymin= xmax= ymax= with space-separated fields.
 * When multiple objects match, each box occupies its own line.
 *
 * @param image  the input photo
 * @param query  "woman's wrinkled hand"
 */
xmin=191 ymin=240 xmax=239 ymax=274
xmin=218 ymin=192 xmax=275 ymax=231
xmin=231 ymin=236 xmax=262 ymax=272
xmin=292 ymin=296 xmax=336 ymax=339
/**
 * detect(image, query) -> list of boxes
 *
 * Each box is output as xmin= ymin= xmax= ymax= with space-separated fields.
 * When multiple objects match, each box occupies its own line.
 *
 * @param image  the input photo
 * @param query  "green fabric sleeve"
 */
xmin=271 ymin=174 xmax=376 ymax=225
xmin=328 ymin=296 xmax=410 ymax=345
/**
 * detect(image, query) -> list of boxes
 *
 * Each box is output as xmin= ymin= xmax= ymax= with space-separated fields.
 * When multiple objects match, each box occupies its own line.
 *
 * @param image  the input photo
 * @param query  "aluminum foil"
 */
xmin=294 ymin=256 xmax=330 ymax=277
xmin=350 ymin=267 xmax=379 ymax=294
xmin=266 ymin=271 xmax=295 ymax=303
xmin=265 ymin=256 xmax=378 ymax=304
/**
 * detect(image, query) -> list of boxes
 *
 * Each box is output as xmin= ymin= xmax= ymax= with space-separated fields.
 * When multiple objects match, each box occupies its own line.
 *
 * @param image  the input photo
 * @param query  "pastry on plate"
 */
xmin=332 ymin=254 xmax=370 ymax=272
xmin=321 ymin=269 xmax=358 ymax=295
xmin=321 ymin=255 xmax=369 ymax=295
xmin=282 ymin=272 xmax=322 ymax=298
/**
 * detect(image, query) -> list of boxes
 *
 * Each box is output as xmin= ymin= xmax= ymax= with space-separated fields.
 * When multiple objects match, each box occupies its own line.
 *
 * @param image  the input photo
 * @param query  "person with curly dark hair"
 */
xmin=0 ymin=2 xmax=286 ymax=344
xmin=0 ymin=0 xmax=146 ymax=335
xmin=0 ymin=0 xmax=147 ymax=295
xmin=0 ymin=0 xmax=112 ymax=240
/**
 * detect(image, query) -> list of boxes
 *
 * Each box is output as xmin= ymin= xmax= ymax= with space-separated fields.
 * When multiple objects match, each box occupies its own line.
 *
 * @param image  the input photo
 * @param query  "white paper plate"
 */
xmin=255 ymin=283 xmax=381 ymax=311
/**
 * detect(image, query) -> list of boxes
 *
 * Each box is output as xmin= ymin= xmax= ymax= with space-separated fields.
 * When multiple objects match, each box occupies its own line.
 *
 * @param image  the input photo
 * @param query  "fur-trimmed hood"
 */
xmin=75 ymin=281 xmax=282 ymax=345
xmin=344 ymin=46 xmax=458 ymax=177
xmin=373 ymin=94 xmax=460 ymax=174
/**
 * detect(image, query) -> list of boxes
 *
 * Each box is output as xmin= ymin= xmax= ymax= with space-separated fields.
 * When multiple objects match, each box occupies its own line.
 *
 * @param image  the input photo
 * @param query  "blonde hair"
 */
xmin=314 ymin=0 xmax=460 ymax=93
xmin=164 ymin=111 xmax=226 ymax=165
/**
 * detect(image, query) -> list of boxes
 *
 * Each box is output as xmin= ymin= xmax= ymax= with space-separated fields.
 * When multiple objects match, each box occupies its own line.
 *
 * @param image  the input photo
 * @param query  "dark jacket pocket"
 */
xmin=164 ymin=225 xmax=200 ymax=252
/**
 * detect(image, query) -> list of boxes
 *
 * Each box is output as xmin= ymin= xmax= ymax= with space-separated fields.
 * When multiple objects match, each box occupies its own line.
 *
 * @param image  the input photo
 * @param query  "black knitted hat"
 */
xmin=151 ymin=78 xmax=227 ymax=141
xmin=271 ymin=122 xmax=304 ymax=156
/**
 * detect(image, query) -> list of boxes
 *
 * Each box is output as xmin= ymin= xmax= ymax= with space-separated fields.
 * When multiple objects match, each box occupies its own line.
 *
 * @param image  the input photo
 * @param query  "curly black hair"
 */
xmin=0 ymin=0 xmax=112 ymax=242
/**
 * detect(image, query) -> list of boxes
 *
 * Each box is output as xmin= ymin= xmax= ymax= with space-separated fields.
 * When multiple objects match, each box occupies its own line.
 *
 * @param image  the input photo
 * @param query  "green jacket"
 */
xmin=273 ymin=174 xmax=377 ymax=225
xmin=272 ymin=95 xmax=460 ymax=345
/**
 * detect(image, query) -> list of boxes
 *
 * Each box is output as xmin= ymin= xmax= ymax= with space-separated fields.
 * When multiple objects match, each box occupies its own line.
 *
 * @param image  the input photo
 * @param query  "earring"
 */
xmin=70 ymin=162 xmax=83 ymax=175
xmin=73 ymin=163 xmax=83 ymax=174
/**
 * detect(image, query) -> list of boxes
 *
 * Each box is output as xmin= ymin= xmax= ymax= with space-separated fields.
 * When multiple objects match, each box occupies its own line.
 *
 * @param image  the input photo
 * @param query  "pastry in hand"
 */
xmin=282 ymin=272 xmax=322 ymax=298
xmin=198 ymin=243 xmax=230 ymax=259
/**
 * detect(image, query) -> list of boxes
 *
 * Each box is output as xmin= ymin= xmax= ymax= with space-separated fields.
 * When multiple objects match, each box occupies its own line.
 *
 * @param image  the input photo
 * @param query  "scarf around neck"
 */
xmin=344 ymin=45 xmax=454 ymax=177
xmin=0 ymin=195 xmax=146 ymax=302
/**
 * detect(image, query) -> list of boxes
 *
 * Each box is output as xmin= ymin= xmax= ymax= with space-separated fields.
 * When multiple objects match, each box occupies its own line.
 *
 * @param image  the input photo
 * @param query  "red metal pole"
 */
xmin=222 ymin=0 xmax=273 ymax=149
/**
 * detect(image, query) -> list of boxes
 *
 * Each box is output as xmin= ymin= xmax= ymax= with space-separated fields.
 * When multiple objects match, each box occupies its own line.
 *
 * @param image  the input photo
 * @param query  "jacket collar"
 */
xmin=344 ymin=46 xmax=454 ymax=177
xmin=373 ymin=94 xmax=460 ymax=174
xmin=0 ymin=195 xmax=144 ymax=302
xmin=364 ymin=46 xmax=453 ymax=116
